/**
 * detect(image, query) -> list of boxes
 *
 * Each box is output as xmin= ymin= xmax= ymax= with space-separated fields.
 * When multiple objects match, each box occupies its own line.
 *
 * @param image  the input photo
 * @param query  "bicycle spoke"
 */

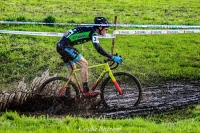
xmin=101 ymin=72 xmax=142 ymax=108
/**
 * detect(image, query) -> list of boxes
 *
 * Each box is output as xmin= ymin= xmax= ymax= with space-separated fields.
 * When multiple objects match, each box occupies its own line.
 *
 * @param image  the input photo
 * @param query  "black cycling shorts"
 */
xmin=57 ymin=43 xmax=82 ymax=65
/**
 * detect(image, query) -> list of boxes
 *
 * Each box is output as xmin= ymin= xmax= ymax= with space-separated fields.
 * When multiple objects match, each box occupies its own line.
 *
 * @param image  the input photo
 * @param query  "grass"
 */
xmin=0 ymin=105 xmax=199 ymax=133
xmin=1 ymin=0 xmax=200 ymax=25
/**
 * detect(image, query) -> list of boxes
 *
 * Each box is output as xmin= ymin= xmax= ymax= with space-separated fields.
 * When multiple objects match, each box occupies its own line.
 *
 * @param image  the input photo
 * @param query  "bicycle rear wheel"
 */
xmin=101 ymin=72 xmax=142 ymax=108
xmin=37 ymin=77 xmax=80 ymax=99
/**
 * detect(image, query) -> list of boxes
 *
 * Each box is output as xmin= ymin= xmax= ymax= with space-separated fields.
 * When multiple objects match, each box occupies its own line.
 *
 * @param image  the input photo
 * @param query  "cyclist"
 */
xmin=56 ymin=17 xmax=123 ymax=97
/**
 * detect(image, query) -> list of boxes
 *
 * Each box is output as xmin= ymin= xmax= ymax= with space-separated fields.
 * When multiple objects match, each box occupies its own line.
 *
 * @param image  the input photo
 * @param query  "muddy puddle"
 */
xmin=1 ymin=80 xmax=199 ymax=119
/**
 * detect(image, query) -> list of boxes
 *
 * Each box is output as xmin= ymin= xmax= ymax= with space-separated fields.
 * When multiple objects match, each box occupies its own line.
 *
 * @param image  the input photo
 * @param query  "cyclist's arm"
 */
xmin=92 ymin=35 xmax=112 ymax=58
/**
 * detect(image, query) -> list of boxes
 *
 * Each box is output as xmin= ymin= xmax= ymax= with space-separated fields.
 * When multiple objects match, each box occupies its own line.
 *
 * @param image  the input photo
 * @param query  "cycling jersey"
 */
xmin=57 ymin=26 xmax=112 ymax=58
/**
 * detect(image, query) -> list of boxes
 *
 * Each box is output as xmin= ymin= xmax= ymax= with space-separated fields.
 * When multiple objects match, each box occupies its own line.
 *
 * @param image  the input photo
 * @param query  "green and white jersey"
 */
xmin=58 ymin=26 xmax=112 ymax=58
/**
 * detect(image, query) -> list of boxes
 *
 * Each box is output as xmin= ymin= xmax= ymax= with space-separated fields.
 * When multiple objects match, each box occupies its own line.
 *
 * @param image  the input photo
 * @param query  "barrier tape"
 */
xmin=114 ymin=30 xmax=200 ymax=35
xmin=0 ymin=30 xmax=115 ymax=38
xmin=0 ymin=21 xmax=200 ymax=29
xmin=0 ymin=30 xmax=200 ymax=38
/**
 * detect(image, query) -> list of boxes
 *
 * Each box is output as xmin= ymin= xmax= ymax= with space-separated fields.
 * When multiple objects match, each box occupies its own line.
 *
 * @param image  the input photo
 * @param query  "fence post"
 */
xmin=111 ymin=16 xmax=117 ymax=54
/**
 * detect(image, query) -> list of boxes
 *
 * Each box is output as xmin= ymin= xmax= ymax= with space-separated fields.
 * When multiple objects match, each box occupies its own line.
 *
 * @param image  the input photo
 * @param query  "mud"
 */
xmin=95 ymin=80 xmax=200 ymax=118
xmin=6 ymin=80 xmax=199 ymax=119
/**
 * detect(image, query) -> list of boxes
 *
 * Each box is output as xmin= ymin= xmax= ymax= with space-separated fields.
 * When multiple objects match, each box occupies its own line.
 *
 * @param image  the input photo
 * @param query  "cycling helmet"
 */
xmin=94 ymin=17 xmax=109 ymax=28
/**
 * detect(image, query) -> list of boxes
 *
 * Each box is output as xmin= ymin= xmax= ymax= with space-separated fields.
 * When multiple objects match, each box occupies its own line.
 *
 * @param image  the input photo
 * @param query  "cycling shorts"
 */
xmin=57 ymin=43 xmax=82 ymax=66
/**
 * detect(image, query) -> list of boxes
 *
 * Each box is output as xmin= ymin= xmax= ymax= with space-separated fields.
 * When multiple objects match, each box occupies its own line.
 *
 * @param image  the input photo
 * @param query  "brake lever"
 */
xmin=104 ymin=58 xmax=119 ymax=70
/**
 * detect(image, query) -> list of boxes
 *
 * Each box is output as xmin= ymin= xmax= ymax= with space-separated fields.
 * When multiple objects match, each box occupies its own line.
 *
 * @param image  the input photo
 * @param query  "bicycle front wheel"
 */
xmin=37 ymin=77 xmax=80 ymax=99
xmin=101 ymin=72 xmax=142 ymax=108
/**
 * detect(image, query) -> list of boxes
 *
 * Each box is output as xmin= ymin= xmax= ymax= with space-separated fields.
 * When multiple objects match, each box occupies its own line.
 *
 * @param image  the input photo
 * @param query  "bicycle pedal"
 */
xmin=82 ymin=91 xmax=100 ymax=97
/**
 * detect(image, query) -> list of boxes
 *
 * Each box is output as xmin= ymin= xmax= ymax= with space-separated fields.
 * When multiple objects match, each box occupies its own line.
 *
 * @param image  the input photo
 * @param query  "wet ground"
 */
xmin=7 ymin=80 xmax=199 ymax=119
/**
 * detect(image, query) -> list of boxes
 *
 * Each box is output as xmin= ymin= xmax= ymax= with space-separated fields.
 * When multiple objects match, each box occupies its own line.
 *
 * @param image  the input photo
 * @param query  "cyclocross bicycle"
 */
xmin=37 ymin=59 xmax=142 ymax=108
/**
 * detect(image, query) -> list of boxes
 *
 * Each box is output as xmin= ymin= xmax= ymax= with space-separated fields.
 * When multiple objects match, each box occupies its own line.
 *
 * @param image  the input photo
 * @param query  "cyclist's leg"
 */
xmin=57 ymin=44 xmax=100 ymax=97
xmin=67 ymin=63 xmax=76 ymax=80
xmin=76 ymin=57 xmax=89 ymax=92
xmin=57 ymin=44 xmax=81 ymax=96
xmin=76 ymin=57 xmax=100 ymax=97
xmin=61 ymin=46 xmax=90 ymax=93
xmin=68 ymin=54 xmax=100 ymax=96
xmin=63 ymin=64 xmax=76 ymax=97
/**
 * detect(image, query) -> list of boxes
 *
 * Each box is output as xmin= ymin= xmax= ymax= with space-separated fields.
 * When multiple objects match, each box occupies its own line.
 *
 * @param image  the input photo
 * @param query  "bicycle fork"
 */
xmin=108 ymin=71 xmax=123 ymax=95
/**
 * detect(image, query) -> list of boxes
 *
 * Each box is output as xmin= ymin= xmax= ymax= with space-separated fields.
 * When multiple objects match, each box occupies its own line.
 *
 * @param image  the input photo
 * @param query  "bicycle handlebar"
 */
xmin=104 ymin=58 xmax=119 ymax=70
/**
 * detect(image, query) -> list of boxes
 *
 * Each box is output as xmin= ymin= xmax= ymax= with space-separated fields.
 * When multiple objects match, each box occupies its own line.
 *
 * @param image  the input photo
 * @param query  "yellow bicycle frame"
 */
xmin=59 ymin=62 xmax=123 ymax=96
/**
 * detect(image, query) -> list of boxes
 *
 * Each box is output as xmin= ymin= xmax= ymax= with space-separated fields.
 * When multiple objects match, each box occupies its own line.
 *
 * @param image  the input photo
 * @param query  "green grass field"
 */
xmin=0 ymin=0 xmax=200 ymax=132
xmin=0 ymin=105 xmax=200 ymax=133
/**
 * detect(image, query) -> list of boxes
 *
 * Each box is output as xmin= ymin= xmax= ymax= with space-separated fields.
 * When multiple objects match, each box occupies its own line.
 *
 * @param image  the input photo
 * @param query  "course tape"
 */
xmin=0 ymin=30 xmax=115 ymax=38
xmin=114 ymin=30 xmax=200 ymax=35
xmin=0 ymin=21 xmax=200 ymax=29
xmin=0 ymin=30 xmax=199 ymax=38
